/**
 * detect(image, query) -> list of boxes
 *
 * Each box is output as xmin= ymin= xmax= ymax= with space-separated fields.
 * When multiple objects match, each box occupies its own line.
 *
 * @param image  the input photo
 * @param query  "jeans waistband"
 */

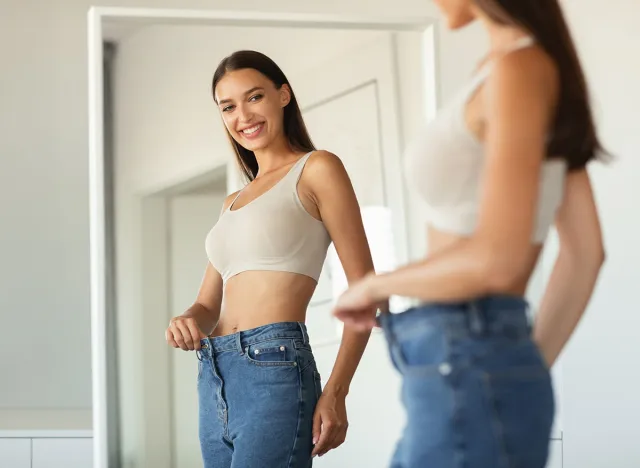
xmin=198 ymin=321 xmax=309 ymax=357
xmin=378 ymin=294 xmax=531 ymax=338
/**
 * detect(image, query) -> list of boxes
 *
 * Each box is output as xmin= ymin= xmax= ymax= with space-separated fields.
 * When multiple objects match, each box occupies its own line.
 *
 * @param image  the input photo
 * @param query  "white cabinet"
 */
xmin=0 ymin=432 xmax=92 ymax=468
xmin=32 ymin=438 xmax=93 ymax=468
xmin=0 ymin=439 xmax=31 ymax=468
xmin=548 ymin=440 xmax=563 ymax=468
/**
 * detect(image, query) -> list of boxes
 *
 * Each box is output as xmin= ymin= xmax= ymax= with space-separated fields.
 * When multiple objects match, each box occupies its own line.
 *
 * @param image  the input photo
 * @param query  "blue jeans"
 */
xmin=197 ymin=322 xmax=322 ymax=468
xmin=378 ymin=295 xmax=555 ymax=468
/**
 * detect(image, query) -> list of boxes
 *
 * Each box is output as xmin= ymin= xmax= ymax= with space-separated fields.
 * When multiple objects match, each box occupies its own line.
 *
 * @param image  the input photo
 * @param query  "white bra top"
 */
xmin=205 ymin=152 xmax=332 ymax=283
xmin=404 ymin=36 xmax=567 ymax=243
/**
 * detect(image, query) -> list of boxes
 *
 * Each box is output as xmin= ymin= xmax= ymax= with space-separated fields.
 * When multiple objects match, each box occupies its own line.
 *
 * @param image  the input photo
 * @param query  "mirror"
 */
xmin=90 ymin=9 xmax=435 ymax=468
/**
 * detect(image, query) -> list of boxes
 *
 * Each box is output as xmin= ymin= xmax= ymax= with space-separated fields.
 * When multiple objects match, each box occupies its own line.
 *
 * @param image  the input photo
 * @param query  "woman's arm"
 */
xmin=306 ymin=151 xmax=376 ymax=394
xmin=533 ymin=169 xmax=605 ymax=366
xmin=334 ymin=49 xmax=560 ymax=318
xmin=165 ymin=192 xmax=238 ymax=351
xmin=303 ymin=150 xmax=377 ymax=456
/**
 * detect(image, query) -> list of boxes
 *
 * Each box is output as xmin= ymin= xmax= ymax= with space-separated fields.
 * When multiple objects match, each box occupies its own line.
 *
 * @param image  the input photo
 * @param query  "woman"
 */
xmin=165 ymin=50 xmax=376 ymax=467
xmin=333 ymin=1 xmax=606 ymax=467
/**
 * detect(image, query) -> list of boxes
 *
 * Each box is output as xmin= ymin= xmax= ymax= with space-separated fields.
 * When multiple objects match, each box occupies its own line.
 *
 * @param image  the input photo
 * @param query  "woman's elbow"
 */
xmin=587 ymin=244 xmax=606 ymax=272
xmin=563 ymin=238 xmax=606 ymax=271
xmin=597 ymin=242 xmax=606 ymax=265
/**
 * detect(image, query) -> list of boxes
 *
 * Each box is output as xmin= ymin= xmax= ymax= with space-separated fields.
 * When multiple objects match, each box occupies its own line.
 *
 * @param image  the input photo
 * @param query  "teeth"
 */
xmin=242 ymin=125 xmax=261 ymax=135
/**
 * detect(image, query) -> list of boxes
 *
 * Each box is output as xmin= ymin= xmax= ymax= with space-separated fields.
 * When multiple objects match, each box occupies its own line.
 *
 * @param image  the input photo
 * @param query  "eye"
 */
xmin=222 ymin=105 xmax=234 ymax=113
xmin=249 ymin=94 xmax=263 ymax=102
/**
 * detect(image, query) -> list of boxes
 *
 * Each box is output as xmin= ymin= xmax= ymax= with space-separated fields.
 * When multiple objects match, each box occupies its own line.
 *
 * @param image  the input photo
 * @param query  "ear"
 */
xmin=279 ymin=84 xmax=292 ymax=108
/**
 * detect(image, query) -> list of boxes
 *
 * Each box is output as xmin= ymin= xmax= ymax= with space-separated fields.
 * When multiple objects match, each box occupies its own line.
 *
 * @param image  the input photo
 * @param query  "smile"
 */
xmin=239 ymin=123 xmax=265 ymax=139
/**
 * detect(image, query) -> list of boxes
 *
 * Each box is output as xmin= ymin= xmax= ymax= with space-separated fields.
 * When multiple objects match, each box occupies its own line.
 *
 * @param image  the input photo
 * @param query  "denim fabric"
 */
xmin=379 ymin=295 xmax=555 ymax=468
xmin=197 ymin=322 xmax=322 ymax=468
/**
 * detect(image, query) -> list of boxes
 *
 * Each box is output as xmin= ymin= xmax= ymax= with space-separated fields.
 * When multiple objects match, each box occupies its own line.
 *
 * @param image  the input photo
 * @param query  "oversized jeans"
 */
xmin=197 ymin=322 xmax=322 ymax=468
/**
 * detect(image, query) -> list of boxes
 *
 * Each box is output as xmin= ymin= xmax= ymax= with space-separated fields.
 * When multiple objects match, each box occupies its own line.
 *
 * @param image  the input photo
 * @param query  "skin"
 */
xmin=165 ymin=68 xmax=377 ymax=457
xmin=332 ymin=0 xmax=605 ymax=368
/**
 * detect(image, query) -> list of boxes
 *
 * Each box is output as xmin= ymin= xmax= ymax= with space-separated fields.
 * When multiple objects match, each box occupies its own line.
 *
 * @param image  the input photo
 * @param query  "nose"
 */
xmin=236 ymin=103 xmax=253 ymax=124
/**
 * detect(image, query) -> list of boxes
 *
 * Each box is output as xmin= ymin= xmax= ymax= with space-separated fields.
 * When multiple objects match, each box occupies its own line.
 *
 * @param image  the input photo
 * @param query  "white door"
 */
xmin=292 ymin=32 xmax=410 ymax=468
xmin=169 ymin=189 xmax=226 ymax=468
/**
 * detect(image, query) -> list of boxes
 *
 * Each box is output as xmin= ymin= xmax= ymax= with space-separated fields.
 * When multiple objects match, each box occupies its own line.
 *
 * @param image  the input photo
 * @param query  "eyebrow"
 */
xmin=217 ymin=87 xmax=264 ymax=105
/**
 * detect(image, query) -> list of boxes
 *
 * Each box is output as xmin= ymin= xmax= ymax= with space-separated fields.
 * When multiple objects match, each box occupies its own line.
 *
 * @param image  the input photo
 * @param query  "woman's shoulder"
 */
xmin=299 ymin=150 xmax=353 ymax=200
xmin=488 ymin=45 xmax=559 ymax=95
xmin=305 ymin=149 xmax=344 ymax=173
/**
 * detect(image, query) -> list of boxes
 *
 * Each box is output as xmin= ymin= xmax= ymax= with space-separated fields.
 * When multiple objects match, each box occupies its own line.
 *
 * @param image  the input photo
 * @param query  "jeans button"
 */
xmin=439 ymin=362 xmax=452 ymax=376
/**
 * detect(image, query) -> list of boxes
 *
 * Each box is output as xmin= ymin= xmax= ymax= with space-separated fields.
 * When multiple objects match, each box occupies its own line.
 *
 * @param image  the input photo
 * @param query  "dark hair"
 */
xmin=211 ymin=50 xmax=315 ymax=181
xmin=475 ymin=0 xmax=608 ymax=170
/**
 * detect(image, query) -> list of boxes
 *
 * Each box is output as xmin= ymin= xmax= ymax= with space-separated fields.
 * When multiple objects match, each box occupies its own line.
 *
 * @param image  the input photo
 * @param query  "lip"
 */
xmin=237 ymin=122 xmax=265 ymax=140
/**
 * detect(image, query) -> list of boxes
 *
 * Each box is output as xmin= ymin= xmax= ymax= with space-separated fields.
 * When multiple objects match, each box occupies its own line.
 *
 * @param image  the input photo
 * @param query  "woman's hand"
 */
xmin=332 ymin=274 xmax=381 ymax=331
xmin=311 ymin=390 xmax=349 ymax=457
xmin=165 ymin=315 xmax=206 ymax=351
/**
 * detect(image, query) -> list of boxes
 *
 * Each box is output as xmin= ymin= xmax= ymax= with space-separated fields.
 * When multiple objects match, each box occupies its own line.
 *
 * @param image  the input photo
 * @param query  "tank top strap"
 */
xmin=225 ymin=189 xmax=243 ymax=212
xmin=460 ymin=36 xmax=536 ymax=100
xmin=475 ymin=36 xmax=536 ymax=78
xmin=284 ymin=151 xmax=314 ymax=187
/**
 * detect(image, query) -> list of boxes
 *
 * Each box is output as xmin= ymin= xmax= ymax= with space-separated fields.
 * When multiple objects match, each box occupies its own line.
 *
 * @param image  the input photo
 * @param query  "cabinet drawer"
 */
xmin=32 ymin=438 xmax=92 ymax=468
xmin=0 ymin=438 xmax=31 ymax=468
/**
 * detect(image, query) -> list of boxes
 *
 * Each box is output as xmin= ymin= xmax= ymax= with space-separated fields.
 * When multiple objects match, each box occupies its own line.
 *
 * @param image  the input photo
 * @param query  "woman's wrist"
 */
xmin=322 ymin=381 xmax=349 ymax=398
xmin=365 ymin=271 xmax=388 ymax=303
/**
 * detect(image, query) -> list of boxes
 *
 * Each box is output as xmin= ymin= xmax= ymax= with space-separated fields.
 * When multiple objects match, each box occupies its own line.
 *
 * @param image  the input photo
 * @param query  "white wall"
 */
xmin=551 ymin=1 xmax=640 ymax=466
xmin=3 ymin=0 xmax=640 ymax=467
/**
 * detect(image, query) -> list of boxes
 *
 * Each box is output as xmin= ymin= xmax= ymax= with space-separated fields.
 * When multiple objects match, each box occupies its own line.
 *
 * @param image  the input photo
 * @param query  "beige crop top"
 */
xmin=404 ymin=37 xmax=567 ymax=243
xmin=205 ymin=152 xmax=331 ymax=283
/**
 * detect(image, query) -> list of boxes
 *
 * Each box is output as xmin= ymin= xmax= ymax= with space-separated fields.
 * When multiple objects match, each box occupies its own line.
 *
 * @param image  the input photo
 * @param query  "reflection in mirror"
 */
xmin=100 ymin=18 xmax=429 ymax=467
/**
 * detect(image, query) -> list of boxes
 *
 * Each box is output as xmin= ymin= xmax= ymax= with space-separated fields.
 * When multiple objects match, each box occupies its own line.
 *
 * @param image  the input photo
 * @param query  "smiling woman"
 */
xmin=212 ymin=51 xmax=316 ymax=182
xmin=164 ymin=49 xmax=379 ymax=468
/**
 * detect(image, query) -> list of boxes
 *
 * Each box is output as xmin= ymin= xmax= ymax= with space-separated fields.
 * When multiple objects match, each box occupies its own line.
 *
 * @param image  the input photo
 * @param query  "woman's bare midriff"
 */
xmin=427 ymin=226 xmax=543 ymax=296
xmin=210 ymin=271 xmax=318 ymax=337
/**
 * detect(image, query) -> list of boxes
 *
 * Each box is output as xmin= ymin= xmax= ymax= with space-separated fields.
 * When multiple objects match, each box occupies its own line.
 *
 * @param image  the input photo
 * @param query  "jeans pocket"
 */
xmin=244 ymin=339 xmax=298 ymax=367
xmin=390 ymin=321 xmax=450 ymax=376
xmin=296 ymin=346 xmax=317 ymax=374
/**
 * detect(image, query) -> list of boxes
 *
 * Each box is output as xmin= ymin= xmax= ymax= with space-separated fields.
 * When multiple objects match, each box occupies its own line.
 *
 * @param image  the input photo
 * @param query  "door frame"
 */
xmin=88 ymin=7 xmax=441 ymax=468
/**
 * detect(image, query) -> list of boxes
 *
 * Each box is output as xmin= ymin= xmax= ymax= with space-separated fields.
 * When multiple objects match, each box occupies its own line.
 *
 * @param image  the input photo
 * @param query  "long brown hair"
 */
xmin=474 ymin=0 xmax=608 ymax=170
xmin=212 ymin=50 xmax=315 ymax=181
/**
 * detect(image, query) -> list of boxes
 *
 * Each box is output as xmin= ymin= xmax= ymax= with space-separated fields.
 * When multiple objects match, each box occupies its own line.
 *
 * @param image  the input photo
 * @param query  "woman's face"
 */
xmin=433 ymin=0 xmax=477 ymax=29
xmin=214 ymin=68 xmax=290 ymax=152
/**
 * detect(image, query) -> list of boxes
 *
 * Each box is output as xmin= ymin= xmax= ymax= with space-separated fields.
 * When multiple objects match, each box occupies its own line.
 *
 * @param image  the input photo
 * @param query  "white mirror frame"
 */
xmin=88 ymin=7 xmax=440 ymax=468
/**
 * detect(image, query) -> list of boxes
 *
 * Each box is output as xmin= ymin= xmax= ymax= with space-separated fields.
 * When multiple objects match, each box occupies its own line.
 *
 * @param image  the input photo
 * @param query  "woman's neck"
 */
xmin=472 ymin=7 xmax=531 ymax=52
xmin=485 ymin=24 xmax=531 ymax=52
xmin=253 ymin=136 xmax=300 ymax=177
